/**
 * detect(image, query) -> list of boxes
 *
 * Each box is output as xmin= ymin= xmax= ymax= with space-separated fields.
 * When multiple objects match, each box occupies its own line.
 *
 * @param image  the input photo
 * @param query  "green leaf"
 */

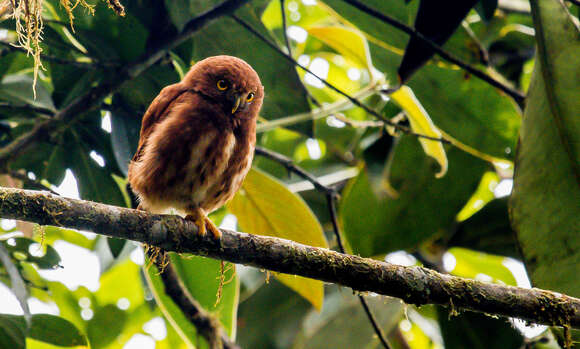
xmin=87 ymin=304 xmax=127 ymax=348
xmin=292 ymin=287 xmax=403 ymax=348
xmin=390 ymin=85 xmax=448 ymax=178
xmin=341 ymin=136 xmax=487 ymax=256
xmin=456 ymin=171 xmax=499 ymax=222
xmin=0 ymin=74 xmax=55 ymax=111
xmin=447 ymin=247 xmax=517 ymax=286
xmin=228 ymin=168 xmax=328 ymax=310
xmin=95 ymin=259 xmax=145 ymax=311
xmin=407 ymin=64 xmax=521 ymax=159
xmin=437 ymin=307 xmax=523 ymax=349
xmin=109 ymin=106 xmax=141 ymax=176
xmin=0 ymin=314 xmax=88 ymax=348
xmin=510 ymin=0 xmax=580 ymax=297
xmin=3 ymin=238 xmax=61 ymax=270
xmin=0 ymin=313 xmax=25 ymax=349
xmin=145 ymin=253 xmax=239 ymax=348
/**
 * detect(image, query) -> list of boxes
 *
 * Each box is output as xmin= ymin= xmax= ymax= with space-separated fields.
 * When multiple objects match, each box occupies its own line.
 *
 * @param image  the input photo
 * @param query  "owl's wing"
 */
xmin=133 ymin=83 xmax=189 ymax=162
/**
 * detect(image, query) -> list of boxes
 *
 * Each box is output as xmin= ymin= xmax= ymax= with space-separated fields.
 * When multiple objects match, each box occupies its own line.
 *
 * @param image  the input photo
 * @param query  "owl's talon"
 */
xmin=185 ymin=213 xmax=207 ymax=236
xmin=205 ymin=217 xmax=222 ymax=239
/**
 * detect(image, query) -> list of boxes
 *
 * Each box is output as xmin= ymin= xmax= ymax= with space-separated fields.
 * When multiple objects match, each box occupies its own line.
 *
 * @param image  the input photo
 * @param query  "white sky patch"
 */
xmin=81 ymin=308 xmax=93 ymax=320
xmin=130 ymin=246 xmax=145 ymax=266
xmin=347 ymin=68 xmax=361 ymax=81
xmin=297 ymin=54 xmax=310 ymax=67
xmin=305 ymin=57 xmax=329 ymax=88
xmin=326 ymin=115 xmax=346 ymax=128
xmin=287 ymin=25 xmax=307 ymax=43
xmin=38 ymin=240 xmax=100 ymax=291
xmin=399 ymin=319 xmax=412 ymax=332
xmin=29 ymin=298 xmax=59 ymax=315
xmin=0 ymin=283 xmax=27 ymax=314
xmin=475 ymin=273 xmax=493 ymax=283
xmin=117 ymin=298 xmax=130 ymax=310
xmin=306 ymin=138 xmax=322 ymax=160
xmin=28 ymin=172 xmax=36 ymax=180
xmin=124 ymin=334 xmax=155 ymax=349
xmin=101 ymin=112 xmax=112 ymax=133
xmin=302 ymin=0 xmax=316 ymax=5
xmin=143 ymin=317 xmax=167 ymax=341
xmin=502 ymin=257 xmax=532 ymax=288
xmin=219 ymin=214 xmax=238 ymax=231
xmin=290 ymin=11 xmax=301 ymax=22
xmin=494 ymin=179 xmax=513 ymax=198
xmin=385 ymin=251 xmax=417 ymax=266
xmin=0 ymin=29 xmax=7 ymax=40
xmin=1 ymin=219 xmax=16 ymax=231
xmin=287 ymin=0 xmax=299 ymax=11
xmin=442 ymin=252 xmax=457 ymax=272
xmin=89 ymin=150 xmax=106 ymax=167
xmin=54 ymin=169 xmax=80 ymax=199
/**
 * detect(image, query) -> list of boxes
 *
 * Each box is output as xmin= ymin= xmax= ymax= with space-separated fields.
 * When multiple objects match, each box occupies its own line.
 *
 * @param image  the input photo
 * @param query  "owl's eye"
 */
xmin=217 ymin=79 xmax=228 ymax=91
xmin=246 ymin=92 xmax=255 ymax=103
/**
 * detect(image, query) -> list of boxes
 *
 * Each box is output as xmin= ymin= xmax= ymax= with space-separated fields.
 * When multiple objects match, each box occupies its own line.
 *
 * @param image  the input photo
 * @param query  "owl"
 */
xmin=128 ymin=55 xmax=264 ymax=238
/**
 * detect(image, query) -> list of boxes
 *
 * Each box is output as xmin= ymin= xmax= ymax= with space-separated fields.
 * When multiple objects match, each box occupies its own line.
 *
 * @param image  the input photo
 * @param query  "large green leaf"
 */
xmin=145 ymin=253 xmax=239 ymax=348
xmin=0 ymin=314 xmax=88 ymax=348
xmin=292 ymin=287 xmax=403 ymax=348
xmin=341 ymin=136 xmax=487 ymax=256
xmin=228 ymin=168 xmax=328 ymax=310
xmin=509 ymin=0 xmax=580 ymax=297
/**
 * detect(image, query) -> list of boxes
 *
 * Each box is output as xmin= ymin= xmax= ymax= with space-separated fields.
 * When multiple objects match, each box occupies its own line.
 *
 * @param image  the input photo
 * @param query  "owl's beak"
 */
xmin=231 ymin=96 xmax=242 ymax=114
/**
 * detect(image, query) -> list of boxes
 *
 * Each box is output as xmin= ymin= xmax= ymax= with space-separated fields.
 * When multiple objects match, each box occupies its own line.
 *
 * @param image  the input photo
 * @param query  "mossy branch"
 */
xmin=1 ymin=187 xmax=579 ymax=329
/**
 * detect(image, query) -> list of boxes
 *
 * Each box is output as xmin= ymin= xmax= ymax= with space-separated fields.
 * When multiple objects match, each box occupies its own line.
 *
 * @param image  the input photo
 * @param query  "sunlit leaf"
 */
xmin=0 ymin=74 xmax=55 ymax=111
xmin=456 ymin=171 xmax=499 ymax=222
xmin=228 ymin=168 xmax=328 ymax=310
xmin=510 ymin=0 xmax=580 ymax=297
xmin=447 ymin=247 xmax=517 ymax=286
xmin=390 ymin=86 xmax=448 ymax=178
xmin=307 ymin=26 xmax=374 ymax=74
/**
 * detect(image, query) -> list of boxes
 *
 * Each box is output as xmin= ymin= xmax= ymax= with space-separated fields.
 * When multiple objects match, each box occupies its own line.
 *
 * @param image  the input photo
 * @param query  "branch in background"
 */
xmin=0 ymin=102 xmax=54 ymax=116
xmin=2 ymin=187 xmax=579 ymax=328
xmin=0 ymin=0 xmax=252 ymax=169
xmin=338 ymin=0 xmax=526 ymax=108
xmin=0 ymin=41 xmax=118 ymax=69
xmin=156 ymin=258 xmax=240 ymax=349
xmin=231 ymin=15 xmax=450 ymax=145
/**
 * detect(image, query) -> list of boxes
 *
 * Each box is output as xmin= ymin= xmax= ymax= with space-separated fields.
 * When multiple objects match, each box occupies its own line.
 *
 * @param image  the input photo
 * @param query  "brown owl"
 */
xmin=128 ymin=55 xmax=264 ymax=238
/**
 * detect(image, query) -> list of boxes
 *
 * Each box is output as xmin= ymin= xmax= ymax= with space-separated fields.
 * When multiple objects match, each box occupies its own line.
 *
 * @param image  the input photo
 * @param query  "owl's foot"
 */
xmin=185 ymin=208 xmax=221 ymax=239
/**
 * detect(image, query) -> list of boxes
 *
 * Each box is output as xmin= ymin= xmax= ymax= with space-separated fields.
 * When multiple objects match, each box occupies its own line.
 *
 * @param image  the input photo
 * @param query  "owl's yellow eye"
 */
xmin=246 ymin=92 xmax=255 ymax=103
xmin=217 ymin=80 xmax=228 ymax=91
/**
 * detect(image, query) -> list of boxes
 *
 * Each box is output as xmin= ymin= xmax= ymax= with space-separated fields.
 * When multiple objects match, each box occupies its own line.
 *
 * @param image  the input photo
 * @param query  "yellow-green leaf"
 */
xmin=307 ymin=26 xmax=374 ymax=75
xmin=390 ymin=86 xmax=448 ymax=178
xmin=228 ymin=168 xmax=328 ymax=310
xmin=456 ymin=172 xmax=499 ymax=222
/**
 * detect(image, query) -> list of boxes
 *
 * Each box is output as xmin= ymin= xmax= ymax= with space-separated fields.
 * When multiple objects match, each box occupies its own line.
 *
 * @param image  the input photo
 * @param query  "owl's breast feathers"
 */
xmin=128 ymin=85 xmax=256 ymax=214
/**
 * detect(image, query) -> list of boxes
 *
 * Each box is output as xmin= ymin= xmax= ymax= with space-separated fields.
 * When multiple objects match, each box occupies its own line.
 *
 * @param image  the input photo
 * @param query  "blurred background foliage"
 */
xmin=0 ymin=0 xmax=578 ymax=348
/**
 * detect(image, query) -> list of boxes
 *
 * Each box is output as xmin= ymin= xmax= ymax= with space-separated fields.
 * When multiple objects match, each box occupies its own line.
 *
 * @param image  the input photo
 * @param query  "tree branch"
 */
xmin=1 ymin=186 xmax=579 ymax=329
xmin=0 ymin=0 xmax=251 ymax=169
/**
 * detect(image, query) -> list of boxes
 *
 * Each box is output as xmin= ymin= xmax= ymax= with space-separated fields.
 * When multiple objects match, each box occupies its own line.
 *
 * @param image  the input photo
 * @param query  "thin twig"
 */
xmin=254 ymin=146 xmax=336 ymax=196
xmin=255 ymin=145 xmax=392 ymax=348
xmin=338 ymin=0 xmax=526 ymax=108
xmin=327 ymin=193 xmax=393 ymax=349
xmin=231 ymin=15 xmax=450 ymax=145
xmin=279 ymin=0 xmax=321 ymax=108
xmin=3 ymin=187 xmax=579 ymax=329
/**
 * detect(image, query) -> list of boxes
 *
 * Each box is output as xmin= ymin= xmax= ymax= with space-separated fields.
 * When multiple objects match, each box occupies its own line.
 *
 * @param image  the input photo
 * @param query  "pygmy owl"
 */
xmin=128 ymin=55 xmax=264 ymax=238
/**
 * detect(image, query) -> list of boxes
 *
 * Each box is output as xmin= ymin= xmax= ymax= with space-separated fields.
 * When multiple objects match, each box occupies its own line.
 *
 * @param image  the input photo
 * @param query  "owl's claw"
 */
xmin=185 ymin=208 xmax=221 ymax=239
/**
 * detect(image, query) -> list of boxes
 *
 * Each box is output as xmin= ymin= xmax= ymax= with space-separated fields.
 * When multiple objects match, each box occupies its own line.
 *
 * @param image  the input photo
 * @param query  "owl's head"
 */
xmin=184 ymin=55 xmax=264 ymax=121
